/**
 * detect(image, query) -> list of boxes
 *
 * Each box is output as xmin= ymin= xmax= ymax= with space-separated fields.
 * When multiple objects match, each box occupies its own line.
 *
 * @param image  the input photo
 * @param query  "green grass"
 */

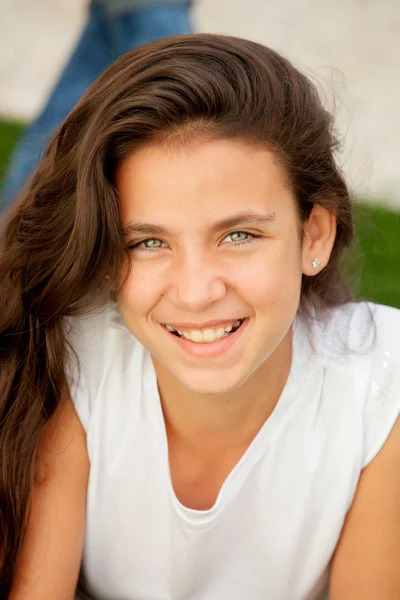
xmin=0 ymin=120 xmax=24 ymax=182
xmin=353 ymin=204 xmax=400 ymax=308
xmin=1 ymin=119 xmax=399 ymax=308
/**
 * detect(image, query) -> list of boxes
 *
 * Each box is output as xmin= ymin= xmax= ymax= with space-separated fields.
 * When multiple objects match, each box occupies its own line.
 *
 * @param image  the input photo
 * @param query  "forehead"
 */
xmin=116 ymin=138 xmax=296 ymax=226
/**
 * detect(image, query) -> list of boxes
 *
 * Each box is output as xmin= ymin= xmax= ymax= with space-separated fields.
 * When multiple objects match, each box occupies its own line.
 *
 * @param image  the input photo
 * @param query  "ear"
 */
xmin=301 ymin=204 xmax=337 ymax=276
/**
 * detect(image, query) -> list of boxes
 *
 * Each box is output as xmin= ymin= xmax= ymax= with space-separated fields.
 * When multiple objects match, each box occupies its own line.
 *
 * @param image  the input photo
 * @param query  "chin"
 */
xmin=178 ymin=372 xmax=245 ymax=396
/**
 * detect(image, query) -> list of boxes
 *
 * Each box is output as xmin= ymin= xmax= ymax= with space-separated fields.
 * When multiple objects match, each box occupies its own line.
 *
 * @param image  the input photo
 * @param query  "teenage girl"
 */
xmin=1 ymin=33 xmax=399 ymax=600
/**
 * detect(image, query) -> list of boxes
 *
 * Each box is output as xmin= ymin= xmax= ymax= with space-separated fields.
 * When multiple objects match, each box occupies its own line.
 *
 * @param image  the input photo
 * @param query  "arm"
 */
xmin=329 ymin=415 xmax=400 ymax=599
xmin=9 ymin=389 xmax=90 ymax=600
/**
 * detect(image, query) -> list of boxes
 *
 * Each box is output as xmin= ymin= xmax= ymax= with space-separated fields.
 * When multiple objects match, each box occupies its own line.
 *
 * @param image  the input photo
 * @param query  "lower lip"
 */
xmin=161 ymin=319 xmax=249 ymax=358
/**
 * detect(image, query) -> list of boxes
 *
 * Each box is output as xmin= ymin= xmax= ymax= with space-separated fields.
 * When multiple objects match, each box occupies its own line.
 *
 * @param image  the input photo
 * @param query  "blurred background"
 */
xmin=1 ymin=0 xmax=399 ymax=307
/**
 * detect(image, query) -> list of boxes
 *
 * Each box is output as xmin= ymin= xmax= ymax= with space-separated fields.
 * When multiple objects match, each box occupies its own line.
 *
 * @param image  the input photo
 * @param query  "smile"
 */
xmin=162 ymin=319 xmax=245 ymax=343
xmin=160 ymin=318 xmax=249 ymax=358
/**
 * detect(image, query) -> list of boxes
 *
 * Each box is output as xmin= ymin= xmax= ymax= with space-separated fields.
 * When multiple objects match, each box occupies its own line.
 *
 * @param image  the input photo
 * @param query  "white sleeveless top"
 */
xmin=65 ymin=301 xmax=400 ymax=600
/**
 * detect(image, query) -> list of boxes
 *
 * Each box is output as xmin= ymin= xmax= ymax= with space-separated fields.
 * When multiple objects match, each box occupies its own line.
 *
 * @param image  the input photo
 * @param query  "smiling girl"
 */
xmin=1 ymin=34 xmax=400 ymax=600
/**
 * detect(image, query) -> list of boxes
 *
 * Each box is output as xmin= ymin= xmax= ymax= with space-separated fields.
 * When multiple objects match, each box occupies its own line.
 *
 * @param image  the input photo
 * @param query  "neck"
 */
xmin=152 ymin=328 xmax=293 ymax=452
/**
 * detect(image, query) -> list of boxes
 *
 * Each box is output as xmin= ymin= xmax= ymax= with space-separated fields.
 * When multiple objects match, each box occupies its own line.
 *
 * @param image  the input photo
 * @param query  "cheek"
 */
xmin=117 ymin=266 xmax=161 ymax=316
xmin=242 ymin=266 xmax=301 ymax=309
xmin=238 ymin=243 xmax=303 ymax=304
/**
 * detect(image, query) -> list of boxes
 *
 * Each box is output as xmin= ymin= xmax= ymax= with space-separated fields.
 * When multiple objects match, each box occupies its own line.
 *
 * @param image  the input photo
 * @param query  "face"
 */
xmin=115 ymin=138 xmax=318 ymax=397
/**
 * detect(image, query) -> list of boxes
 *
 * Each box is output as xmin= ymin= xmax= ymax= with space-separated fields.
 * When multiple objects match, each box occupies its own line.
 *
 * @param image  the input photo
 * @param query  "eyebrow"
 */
xmin=122 ymin=210 xmax=276 ymax=238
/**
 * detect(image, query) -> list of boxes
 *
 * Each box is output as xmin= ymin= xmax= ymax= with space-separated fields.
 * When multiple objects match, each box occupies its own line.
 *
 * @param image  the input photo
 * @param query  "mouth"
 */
xmin=160 ymin=317 xmax=249 ymax=358
xmin=161 ymin=318 xmax=246 ymax=343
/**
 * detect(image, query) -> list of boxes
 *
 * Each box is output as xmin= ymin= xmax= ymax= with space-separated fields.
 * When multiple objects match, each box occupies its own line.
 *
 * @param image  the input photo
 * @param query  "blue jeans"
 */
xmin=1 ymin=2 xmax=193 ymax=208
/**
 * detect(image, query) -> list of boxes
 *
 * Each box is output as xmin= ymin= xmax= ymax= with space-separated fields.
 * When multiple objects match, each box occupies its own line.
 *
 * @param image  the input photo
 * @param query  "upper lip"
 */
xmin=161 ymin=318 xmax=246 ymax=330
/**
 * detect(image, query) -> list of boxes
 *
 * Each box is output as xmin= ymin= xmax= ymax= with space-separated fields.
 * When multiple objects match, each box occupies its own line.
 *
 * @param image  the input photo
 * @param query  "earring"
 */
xmin=312 ymin=258 xmax=320 ymax=269
xmin=105 ymin=275 xmax=111 ymax=280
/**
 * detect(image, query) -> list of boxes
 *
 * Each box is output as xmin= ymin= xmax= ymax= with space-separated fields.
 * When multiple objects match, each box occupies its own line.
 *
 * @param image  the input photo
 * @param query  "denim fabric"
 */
xmin=0 ymin=2 xmax=193 ymax=208
xmin=93 ymin=0 xmax=191 ymax=16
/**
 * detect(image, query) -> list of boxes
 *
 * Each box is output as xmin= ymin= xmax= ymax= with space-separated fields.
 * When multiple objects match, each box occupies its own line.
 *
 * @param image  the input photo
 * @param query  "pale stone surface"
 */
xmin=0 ymin=0 xmax=399 ymax=206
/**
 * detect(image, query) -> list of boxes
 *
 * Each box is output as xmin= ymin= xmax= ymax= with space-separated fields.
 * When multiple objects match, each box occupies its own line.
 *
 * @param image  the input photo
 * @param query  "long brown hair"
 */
xmin=0 ymin=33 xmax=354 ymax=594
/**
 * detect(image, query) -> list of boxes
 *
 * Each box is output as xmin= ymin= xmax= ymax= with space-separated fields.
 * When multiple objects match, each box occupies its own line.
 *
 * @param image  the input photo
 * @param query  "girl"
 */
xmin=1 ymin=34 xmax=399 ymax=600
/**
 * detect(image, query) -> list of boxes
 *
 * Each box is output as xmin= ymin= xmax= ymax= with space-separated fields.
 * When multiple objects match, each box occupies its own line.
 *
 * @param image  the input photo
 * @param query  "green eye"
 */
xmin=222 ymin=231 xmax=262 ymax=248
xmin=225 ymin=231 xmax=249 ymax=242
xmin=143 ymin=239 xmax=163 ymax=248
xmin=129 ymin=231 xmax=262 ymax=255
xmin=128 ymin=238 xmax=164 ymax=252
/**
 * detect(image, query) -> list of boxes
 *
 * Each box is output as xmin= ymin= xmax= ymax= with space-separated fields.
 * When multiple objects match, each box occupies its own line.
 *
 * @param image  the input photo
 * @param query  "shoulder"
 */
xmin=64 ymin=303 xmax=124 ymax=346
xmin=363 ymin=303 xmax=400 ymax=466
xmin=63 ymin=303 xmax=142 ymax=430
xmin=64 ymin=302 xmax=139 ymax=365
xmin=311 ymin=301 xmax=400 ymax=361
xmin=371 ymin=302 xmax=400 ymax=351
xmin=314 ymin=301 xmax=400 ymax=468
xmin=365 ymin=302 xmax=400 ymax=387
xmin=328 ymin=302 xmax=400 ymax=597
xmin=324 ymin=301 xmax=400 ymax=375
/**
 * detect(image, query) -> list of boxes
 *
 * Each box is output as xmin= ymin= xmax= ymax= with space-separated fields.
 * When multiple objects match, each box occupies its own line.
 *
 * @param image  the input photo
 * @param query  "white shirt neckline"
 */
xmin=143 ymin=313 xmax=324 ymax=525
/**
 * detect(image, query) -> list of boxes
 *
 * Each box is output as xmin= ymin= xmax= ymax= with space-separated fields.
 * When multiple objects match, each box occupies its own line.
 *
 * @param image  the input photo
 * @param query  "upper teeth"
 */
xmin=164 ymin=320 xmax=242 ymax=343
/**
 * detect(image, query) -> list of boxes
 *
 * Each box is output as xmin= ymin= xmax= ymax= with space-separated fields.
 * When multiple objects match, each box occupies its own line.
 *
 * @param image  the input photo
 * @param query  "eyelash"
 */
xmin=128 ymin=231 xmax=262 ymax=255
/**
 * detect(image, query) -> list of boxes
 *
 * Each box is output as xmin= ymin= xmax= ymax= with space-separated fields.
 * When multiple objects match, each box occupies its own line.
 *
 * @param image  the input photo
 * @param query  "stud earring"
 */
xmin=312 ymin=258 xmax=320 ymax=269
xmin=105 ymin=275 xmax=111 ymax=280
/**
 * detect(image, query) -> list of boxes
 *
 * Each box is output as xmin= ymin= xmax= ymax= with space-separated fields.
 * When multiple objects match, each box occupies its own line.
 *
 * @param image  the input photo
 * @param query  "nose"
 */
xmin=167 ymin=247 xmax=227 ymax=312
